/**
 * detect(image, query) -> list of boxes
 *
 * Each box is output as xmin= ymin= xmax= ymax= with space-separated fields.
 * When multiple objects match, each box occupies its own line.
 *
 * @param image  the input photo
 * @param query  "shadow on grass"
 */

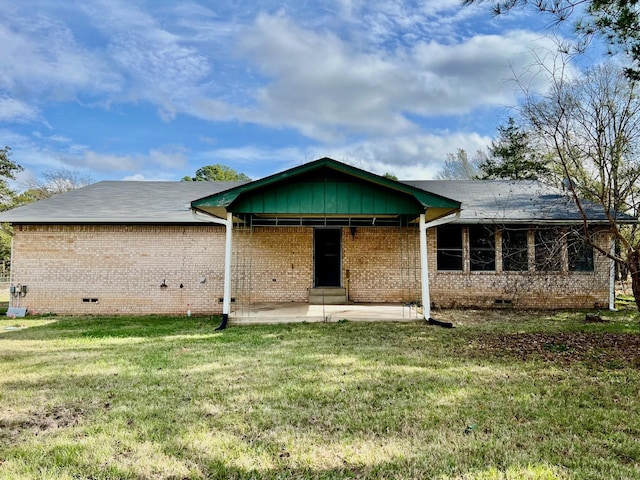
xmin=187 ymin=458 xmax=569 ymax=480
xmin=0 ymin=314 xmax=225 ymax=340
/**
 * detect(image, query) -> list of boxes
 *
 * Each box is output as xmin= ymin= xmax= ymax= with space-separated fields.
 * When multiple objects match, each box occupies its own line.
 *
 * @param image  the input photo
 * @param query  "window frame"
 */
xmin=568 ymin=228 xmax=595 ymax=272
xmin=534 ymin=227 xmax=563 ymax=272
xmin=436 ymin=224 xmax=463 ymax=271
xmin=434 ymin=223 xmax=596 ymax=275
xmin=469 ymin=225 xmax=496 ymax=272
xmin=502 ymin=225 xmax=530 ymax=272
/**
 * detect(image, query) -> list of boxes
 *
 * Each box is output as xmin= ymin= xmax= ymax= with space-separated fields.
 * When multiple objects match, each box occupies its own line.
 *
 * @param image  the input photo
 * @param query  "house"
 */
xmin=0 ymin=157 xmax=622 ymax=323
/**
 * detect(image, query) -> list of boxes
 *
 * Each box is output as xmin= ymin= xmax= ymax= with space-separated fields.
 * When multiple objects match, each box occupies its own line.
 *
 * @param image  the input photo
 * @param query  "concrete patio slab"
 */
xmin=229 ymin=302 xmax=424 ymax=325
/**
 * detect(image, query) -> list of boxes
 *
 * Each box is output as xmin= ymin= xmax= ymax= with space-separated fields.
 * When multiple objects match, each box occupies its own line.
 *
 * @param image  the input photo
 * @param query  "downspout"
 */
xmin=419 ymin=214 xmax=430 ymax=320
xmin=220 ymin=211 xmax=233 ymax=329
xmin=609 ymin=238 xmax=616 ymax=311
xmin=419 ymin=211 xmax=460 ymax=323
xmin=193 ymin=210 xmax=233 ymax=330
xmin=8 ymin=227 xmax=15 ymax=309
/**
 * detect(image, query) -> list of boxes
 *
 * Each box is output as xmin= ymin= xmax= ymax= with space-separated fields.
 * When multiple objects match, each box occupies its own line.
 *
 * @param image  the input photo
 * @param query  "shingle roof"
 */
xmin=0 ymin=178 xmax=631 ymax=224
xmin=404 ymin=180 xmax=626 ymax=224
xmin=0 ymin=181 xmax=246 ymax=224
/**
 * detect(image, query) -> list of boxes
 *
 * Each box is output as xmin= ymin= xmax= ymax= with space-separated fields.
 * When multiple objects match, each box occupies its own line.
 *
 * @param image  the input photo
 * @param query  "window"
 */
xmin=534 ymin=227 xmax=562 ymax=271
xmin=437 ymin=225 xmax=463 ymax=271
xmin=469 ymin=225 xmax=496 ymax=271
xmin=502 ymin=226 xmax=529 ymax=271
xmin=568 ymin=229 xmax=594 ymax=272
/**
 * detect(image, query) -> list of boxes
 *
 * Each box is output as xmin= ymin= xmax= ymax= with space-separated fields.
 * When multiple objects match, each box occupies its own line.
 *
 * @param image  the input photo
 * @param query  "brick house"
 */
xmin=0 ymin=157 xmax=622 ymax=322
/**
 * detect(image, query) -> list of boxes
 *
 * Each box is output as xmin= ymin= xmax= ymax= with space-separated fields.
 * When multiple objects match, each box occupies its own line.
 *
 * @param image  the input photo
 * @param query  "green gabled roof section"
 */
xmin=191 ymin=157 xmax=461 ymax=219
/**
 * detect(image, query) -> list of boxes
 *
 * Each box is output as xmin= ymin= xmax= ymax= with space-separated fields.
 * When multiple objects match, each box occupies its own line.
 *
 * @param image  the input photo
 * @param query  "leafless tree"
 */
xmin=521 ymin=60 xmax=640 ymax=307
xmin=22 ymin=168 xmax=94 ymax=201
xmin=435 ymin=149 xmax=485 ymax=180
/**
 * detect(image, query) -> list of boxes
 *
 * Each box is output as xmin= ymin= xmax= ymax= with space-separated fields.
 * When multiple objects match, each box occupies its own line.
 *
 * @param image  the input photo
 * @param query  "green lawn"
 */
xmin=1 ymin=311 xmax=639 ymax=479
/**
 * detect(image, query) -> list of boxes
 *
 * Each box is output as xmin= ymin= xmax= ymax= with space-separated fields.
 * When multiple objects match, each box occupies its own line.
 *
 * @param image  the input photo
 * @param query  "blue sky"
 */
xmin=0 ymin=0 xmax=588 ymax=185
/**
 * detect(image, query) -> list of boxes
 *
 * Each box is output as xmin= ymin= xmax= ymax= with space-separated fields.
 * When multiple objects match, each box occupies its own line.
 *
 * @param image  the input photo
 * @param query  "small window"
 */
xmin=502 ymin=226 xmax=529 ymax=271
xmin=568 ymin=229 xmax=594 ymax=272
xmin=534 ymin=228 xmax=562 ymax=271
xmin=437 ymin=225 xmax=463 ymax=271
xmin=469 ymin=225 xmax=496 ymax=271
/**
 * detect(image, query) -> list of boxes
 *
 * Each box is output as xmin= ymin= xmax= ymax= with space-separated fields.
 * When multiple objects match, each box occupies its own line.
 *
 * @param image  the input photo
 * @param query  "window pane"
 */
xmin=469 ymin=225 xmax=495 ymax=271
xmin=437 ymin=250 xmax=463 ymax=270
xmin=568 ymin=229 xmax=594 ymax=272
xmin=534 ymin=228 xmax=562 ymax=271
xmin=437 ymin=225 xmax=463 ymax=271
xmin=502 ymin=226 xmax=529 ymax=271
xmin=437 ymin=224 xmax=462 ymax=248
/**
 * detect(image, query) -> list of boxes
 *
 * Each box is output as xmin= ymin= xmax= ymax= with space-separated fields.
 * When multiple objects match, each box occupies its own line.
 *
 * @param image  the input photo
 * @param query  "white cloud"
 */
xmin=62 ymin=147 xmax=188 ymax=174
xmin=147 ymin=147 xmax=189 ymax=170
xmin=192 ymin=145 xmax=307 ymax=179
xmin=0 ymin=15 xmax=120 ymax=102
xmin=121 ymin=173 xmax=149 ymax=181
xmin=0 ymin=1 xmax=587 ymax=184
xmin=198 ymin=130 xmax=492 ymax=180
xmin=313 ymin=130 xmax=492 ymax=178
xmin=68 ymin=150 xmax=137 ymax=172
xmin=80 ymin=0 xmax=217 ymax=120
xmin=0 ymin=96 xmax=41 ymax=123
xmin=236 ymin=14 xmax=568 ymax=141
xmin=32 ymin=131 xmax=71 ymax=143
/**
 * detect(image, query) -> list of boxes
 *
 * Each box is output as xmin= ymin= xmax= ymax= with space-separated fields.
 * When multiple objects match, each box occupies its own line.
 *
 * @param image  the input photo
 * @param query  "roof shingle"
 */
xmin=0 ymin=178 xmax=630 ymax=224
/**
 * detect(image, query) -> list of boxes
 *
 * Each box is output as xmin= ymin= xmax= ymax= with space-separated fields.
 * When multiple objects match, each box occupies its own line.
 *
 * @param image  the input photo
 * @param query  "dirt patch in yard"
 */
xmin=0 ymin=405 xmax=84 ymax=443
xmin=472 ymin=332 xmax=640 ymax=369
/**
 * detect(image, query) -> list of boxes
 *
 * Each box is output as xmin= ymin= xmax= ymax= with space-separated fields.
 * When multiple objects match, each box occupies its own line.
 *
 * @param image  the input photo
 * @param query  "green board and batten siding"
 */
xmin=191 ymin=158 xmax=460 ymax=218
xmin=231 ymin=180 xmax=423 ymax=215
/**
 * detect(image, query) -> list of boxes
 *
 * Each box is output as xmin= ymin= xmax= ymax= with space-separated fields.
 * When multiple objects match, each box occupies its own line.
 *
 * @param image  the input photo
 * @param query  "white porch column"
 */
xmin=221 ymin=211 xmax=233 ymax=324
xmin=419 ymin=213 xmax=430 ymax=320
xmin=609 ymin=238 xmax=616 ymax=311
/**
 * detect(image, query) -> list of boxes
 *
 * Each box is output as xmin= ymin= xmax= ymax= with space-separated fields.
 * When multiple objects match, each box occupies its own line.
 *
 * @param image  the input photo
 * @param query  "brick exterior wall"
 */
xmin=344 ymin=227 xmax=421 ymax=303
xmin=233 ymin=227 xmax=313 ymax=304
xmin=9 ymin=223 xmax=612 ymax=315
xmin=428 ymin=227 xmax=611 ymax=309
xmin=10 ymin=225 xmax=227 ymax=315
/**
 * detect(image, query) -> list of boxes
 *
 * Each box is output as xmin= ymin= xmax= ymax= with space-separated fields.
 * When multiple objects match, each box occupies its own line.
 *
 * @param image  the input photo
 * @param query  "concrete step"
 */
xmin=309 ymin=287 xmax=348 ymax=304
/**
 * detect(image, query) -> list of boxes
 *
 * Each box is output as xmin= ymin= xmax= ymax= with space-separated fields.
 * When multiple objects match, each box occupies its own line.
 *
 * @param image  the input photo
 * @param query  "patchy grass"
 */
xmin=0 ymin=311 xmax=639 ymax=479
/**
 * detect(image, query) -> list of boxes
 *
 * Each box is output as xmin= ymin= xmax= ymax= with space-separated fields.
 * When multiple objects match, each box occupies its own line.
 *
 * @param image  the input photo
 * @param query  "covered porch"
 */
xmin=191 ymin=158 xmax=461 ymax=327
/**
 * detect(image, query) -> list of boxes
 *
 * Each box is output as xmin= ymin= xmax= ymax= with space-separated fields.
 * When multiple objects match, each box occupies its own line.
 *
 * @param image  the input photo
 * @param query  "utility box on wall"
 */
xmin=6 ymin=307 xmax=27 ymax=317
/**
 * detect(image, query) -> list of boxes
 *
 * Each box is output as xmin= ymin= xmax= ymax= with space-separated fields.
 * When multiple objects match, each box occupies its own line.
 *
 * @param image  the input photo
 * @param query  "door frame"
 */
xmin=313 ymin=227 xmax=342 ymax=287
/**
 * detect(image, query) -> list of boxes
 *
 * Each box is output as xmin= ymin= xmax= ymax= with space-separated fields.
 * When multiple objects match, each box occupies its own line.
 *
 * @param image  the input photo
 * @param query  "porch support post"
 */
xmin=219 ymin=211 xmax=234 ymax=329
xmin=419 ymin=213 xmax=430 ymax=320
xmin=191 ymin=209 xmax=234 ymax=330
